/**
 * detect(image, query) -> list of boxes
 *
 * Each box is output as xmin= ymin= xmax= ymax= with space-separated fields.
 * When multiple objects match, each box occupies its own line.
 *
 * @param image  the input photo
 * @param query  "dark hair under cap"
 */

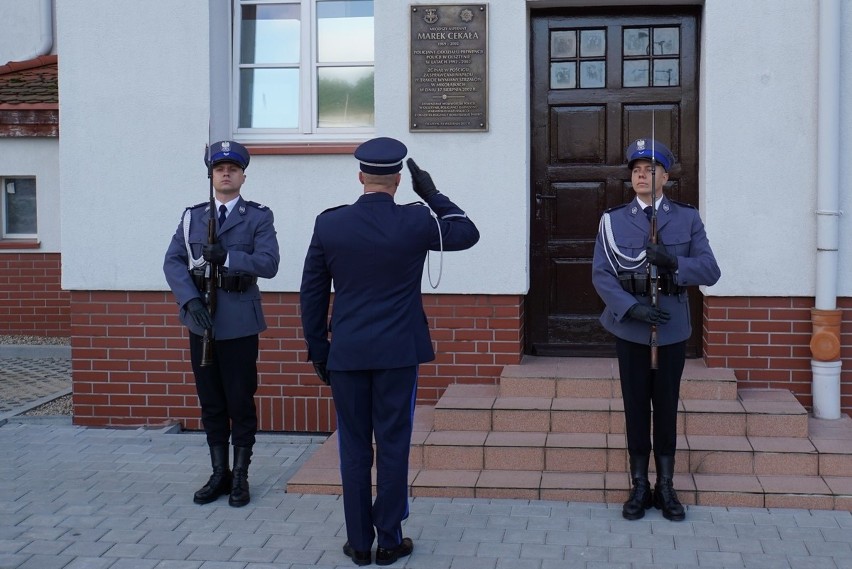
xmin=354 ymin=137 xmax=407 ymax=175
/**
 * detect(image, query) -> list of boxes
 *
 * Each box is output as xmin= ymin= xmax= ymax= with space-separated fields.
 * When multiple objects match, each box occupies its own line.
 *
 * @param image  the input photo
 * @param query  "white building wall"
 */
xmin=40 ymin=0 xmax=852 ymax=299
xmin=0 ymin=0 xmax=54 ymax=64
xmin=0 ymin=138 xmax=60 ymax=251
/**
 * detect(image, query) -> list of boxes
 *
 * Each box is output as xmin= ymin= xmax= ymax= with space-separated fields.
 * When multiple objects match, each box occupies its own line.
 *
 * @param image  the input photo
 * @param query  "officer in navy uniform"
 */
xmin=592 ymin=139 xmax=720 ymax=522
xmin=163 ymin=140 xmax=280 ymax=508
xmin=300 ymin=137 xmax=479 ymax=566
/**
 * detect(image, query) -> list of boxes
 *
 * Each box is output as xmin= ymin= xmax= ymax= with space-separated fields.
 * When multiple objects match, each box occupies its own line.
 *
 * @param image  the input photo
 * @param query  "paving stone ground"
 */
xmin=1 ymin=355 xmax=851 ymax=568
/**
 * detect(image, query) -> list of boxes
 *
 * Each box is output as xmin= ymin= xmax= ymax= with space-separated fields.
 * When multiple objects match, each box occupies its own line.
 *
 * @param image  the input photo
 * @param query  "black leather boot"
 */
xmin=653 ymin=454 xmax=685 ymax=521
xmin=229 ymin=445 xmax=252 ymax=507
xmin=193 ymin=444 xmax=232 ymax=504
xmin=622 ymin=454 xmax=652 ymax=520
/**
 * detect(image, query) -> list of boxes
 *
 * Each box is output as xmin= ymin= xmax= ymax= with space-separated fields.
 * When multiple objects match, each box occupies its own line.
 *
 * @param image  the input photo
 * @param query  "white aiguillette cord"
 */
xmin=426 ymin=209 xmax=443 ymax=289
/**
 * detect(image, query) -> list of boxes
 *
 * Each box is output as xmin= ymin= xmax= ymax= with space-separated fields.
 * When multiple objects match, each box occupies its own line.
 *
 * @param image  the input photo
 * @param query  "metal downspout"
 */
xmin=811 ymin=0 xmax=843 ymax=420
xmin=20 ymin=0 xmax=53 ymax=60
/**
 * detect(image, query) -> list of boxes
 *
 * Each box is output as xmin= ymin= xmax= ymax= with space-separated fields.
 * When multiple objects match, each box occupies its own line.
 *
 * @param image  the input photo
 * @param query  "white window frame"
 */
xmin=232 ymin=0 xmax=375 ymax=143
xmin=1 ymin=177 xmax=38 ymax=239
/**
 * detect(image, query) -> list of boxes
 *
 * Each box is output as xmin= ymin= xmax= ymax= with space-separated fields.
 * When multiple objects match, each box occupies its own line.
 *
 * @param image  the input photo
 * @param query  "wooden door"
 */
xmin=527 ymin=7 xmax=702 ymax=357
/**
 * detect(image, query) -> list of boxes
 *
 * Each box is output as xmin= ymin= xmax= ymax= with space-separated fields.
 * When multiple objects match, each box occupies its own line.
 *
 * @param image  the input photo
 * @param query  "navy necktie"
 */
xmin=644 ymin=206 xmax=653 ymax=220
xmin=218 ymin=205 xmax=227 ymax=228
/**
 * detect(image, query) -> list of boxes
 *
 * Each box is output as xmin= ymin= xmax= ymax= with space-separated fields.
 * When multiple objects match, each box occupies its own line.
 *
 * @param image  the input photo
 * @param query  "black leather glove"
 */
xmin=186 ymin=298 xmax=213 ymax=330
xmin=313 ymin=361 xmax=330 ymax=386
xmin=628 ymin=304 xmax=671 ymax=325
xmin=202 ymin=242 xmax=227 ymax=265
xmin=406 ymin=158 xmax=439 ymax=200
xmin=646 ymin=243 xmax=678 ymax=271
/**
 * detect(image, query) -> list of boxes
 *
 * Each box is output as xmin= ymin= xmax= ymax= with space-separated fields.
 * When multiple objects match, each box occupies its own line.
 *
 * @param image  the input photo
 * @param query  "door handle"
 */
xmin=535 ymin=193 xmax=556 ymax=220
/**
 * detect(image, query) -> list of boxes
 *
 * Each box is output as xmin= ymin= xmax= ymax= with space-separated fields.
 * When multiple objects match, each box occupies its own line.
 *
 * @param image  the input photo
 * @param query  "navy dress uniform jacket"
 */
xmin=300 ymin=191 xmax=480 ymax=370
xmin=164 ymin=196 xmax=280 ymax=340
xmin=592 ymin=196 xmax=720 ymax=346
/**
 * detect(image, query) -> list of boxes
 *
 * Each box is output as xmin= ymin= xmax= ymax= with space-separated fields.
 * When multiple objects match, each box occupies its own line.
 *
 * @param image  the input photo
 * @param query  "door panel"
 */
xmin=527 ymin=7 xmax=702 ymax=357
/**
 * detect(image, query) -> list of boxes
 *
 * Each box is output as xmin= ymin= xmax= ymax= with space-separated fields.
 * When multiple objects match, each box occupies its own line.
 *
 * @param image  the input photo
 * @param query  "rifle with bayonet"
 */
xmin=200 ymin=144 xmax=217 ymax=367
xmin=648 ymin=121 xmax=659 ymax=370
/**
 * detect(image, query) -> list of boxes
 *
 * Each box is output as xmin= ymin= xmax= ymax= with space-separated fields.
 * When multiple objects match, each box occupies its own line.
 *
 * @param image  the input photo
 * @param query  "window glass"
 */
xmin=240 ymin=4 xmax=301 ymax=64
xmin=549 ymin=28 xmax=605 ymax=90
xmin=239 ymin=68 xmax=300 ymax=128
xmin=317 ymin=1 xmax=374 ymax=63
xmin=4 ymin=178 xmax=37 ymax=235
xmin=235 ymin=0 xmax=375 ymax=137
xmin=317 ymin=67 xmax=374 ymax=128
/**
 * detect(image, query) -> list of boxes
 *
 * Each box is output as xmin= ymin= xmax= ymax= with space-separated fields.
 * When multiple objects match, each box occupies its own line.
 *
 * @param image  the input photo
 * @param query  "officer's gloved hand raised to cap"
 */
xmin=312 ymin=361 xmax=330 ymax=386
xmin=186 ymin=298 xmax=214 ymax=330
xmin=203 ymin=242 xmax=228 ymax=265
xmin=406 ymin=158 xmax=439 ymax=200
xmin=628 ymin=303 xmax=670 ymax=325
xmin=646 ymin=243 xmax=678 ymax=271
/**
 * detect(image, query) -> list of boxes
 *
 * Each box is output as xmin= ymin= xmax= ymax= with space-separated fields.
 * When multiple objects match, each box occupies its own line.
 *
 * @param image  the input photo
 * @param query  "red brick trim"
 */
xmin=70 ymin=292 xmax=524 ymax=432
xmin=704 ymin=296 xmax=852 ymax=413
xmin=0 ymin=252 xmax=69 ymax=335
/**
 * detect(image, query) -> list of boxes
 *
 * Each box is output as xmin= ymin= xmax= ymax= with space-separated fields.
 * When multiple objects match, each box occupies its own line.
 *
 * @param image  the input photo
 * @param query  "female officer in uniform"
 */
xmin=592 ymin=139 xmax=720 ymax=521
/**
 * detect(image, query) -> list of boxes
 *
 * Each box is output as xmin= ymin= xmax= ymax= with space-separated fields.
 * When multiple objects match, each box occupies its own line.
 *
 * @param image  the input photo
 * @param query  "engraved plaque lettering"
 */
xmin=410 ymin=4 xmax=488 ymax=131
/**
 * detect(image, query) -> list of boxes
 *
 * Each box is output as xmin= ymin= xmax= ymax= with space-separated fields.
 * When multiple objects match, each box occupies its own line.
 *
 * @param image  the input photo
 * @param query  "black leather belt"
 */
xmin=619 ymin=273 xmax=683 ymax=296
xmin=189 ymin=269 xmax=257 ymax=293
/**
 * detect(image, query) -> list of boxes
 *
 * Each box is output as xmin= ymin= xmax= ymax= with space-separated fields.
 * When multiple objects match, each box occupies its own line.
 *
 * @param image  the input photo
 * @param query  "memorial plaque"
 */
xmin=410 ymin=4 xmax=488 ymax=131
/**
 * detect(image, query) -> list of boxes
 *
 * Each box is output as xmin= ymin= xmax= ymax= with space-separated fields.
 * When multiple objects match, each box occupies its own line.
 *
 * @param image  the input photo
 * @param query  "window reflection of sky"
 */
xmin=239 ymin=1 xmax=374 ymax=129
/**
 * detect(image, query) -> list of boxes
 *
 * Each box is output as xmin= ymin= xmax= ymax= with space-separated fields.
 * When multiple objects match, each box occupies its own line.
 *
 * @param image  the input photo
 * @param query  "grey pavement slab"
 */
xmin=0 ymin=422 xmax=851 ymax=569
xmin=0 ymin=357 xmax=70 ymax=419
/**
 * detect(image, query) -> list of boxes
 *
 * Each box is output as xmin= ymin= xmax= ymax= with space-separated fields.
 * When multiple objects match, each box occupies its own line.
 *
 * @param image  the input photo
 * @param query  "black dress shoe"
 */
xmin=343 ymin=541 xmax=371 ymax=566
xmin=376 ymin=537 xmax=413 ymax=566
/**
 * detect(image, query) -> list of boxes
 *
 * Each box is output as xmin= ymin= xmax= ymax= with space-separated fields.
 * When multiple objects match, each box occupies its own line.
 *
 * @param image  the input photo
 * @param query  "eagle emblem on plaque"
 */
xmin=423 ymin=8 xmax=438 ymax=24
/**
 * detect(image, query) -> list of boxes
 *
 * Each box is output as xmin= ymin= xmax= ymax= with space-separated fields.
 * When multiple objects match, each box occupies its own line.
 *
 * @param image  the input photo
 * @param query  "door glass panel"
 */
xmin=550 ymin=28 xmax=605 ymax=89
xmin=653 ymin=27 xmax=680 ymax=55
xmin=580 ymin=61 xmax=605 ymax=88
xmin=551 ymin=31 xmax=577 ymax=58
xmin=550 ymin=62 xmax=576 ymax=89
xmin=580 ymin=29 xmax=605 ymax=57
xmin=623 ymin=28 xmax=650 ymax=56
xmin=623 ymin=60 xmax=649 ymax=87
xmin=653 ymin=59 xmax=679 ymax=86
xmin=623 ymin=26 xmax=680 ymax=87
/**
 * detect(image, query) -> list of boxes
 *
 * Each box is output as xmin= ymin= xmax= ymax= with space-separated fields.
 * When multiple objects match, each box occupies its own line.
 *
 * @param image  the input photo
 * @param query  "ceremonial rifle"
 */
xmin=200 ymin=143 xmax=218 ymax=367
xmin=648 ymin=116 xmax=659 ymax=370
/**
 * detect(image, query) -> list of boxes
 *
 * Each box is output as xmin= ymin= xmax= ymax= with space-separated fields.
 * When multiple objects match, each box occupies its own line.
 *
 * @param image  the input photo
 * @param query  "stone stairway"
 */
xmin=286 ymin=357 xmax=852 ymax=511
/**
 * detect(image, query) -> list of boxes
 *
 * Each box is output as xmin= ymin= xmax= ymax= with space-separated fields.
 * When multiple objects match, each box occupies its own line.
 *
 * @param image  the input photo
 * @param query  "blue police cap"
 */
xmin=205 ymin=140 xmax=250 ymax=170
xmin=354 ymin=137 xmax=407 ymax=175
xmin=626 ymin=138 xmax=674 ymax=171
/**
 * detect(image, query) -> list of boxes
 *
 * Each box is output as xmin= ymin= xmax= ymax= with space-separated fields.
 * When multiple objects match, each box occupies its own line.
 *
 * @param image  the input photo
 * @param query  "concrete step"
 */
xmin=285 ymin=420 xmax=852 ymax=511
xmin=432 ymin=385 xmax=809 ymax=438
xmin=499 ymin=357 xmax=738 ymax=401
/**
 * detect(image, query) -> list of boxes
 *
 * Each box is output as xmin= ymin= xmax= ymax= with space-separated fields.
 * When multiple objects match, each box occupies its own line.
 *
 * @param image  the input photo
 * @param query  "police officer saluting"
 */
xmin=592 ymin=139 xmax=720 ymax=521
xmin=300 ymin=137 xmax=479 ymax=565
xmin=164 ymin=141 xmax=280 ymax=507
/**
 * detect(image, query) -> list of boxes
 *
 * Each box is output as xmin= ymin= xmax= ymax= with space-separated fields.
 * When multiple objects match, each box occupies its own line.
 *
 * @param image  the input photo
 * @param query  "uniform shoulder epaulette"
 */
xmin=245 ymin=200 xmax=268 ymax=210
xmin=320 ymin=204 xmax=348 ymax=215
xmin=604 ymin=203 xmax=627 ymax=213
xmin=402 ymin=200 xmax=427 ymax=207
xmin=188 ymin=201 xmax=207 ymax=210
xmin=671 ymin=199 xmax=696 ymax=210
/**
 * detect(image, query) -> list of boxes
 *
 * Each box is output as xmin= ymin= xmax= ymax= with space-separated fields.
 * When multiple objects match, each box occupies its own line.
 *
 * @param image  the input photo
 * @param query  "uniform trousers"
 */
xmin=189 ymin=332 xmax=259 ymax=447
xmin=615 ymin=337 xmax=686 ymax=458
xmin=330 ymin=366 xmax=418 ymax=552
